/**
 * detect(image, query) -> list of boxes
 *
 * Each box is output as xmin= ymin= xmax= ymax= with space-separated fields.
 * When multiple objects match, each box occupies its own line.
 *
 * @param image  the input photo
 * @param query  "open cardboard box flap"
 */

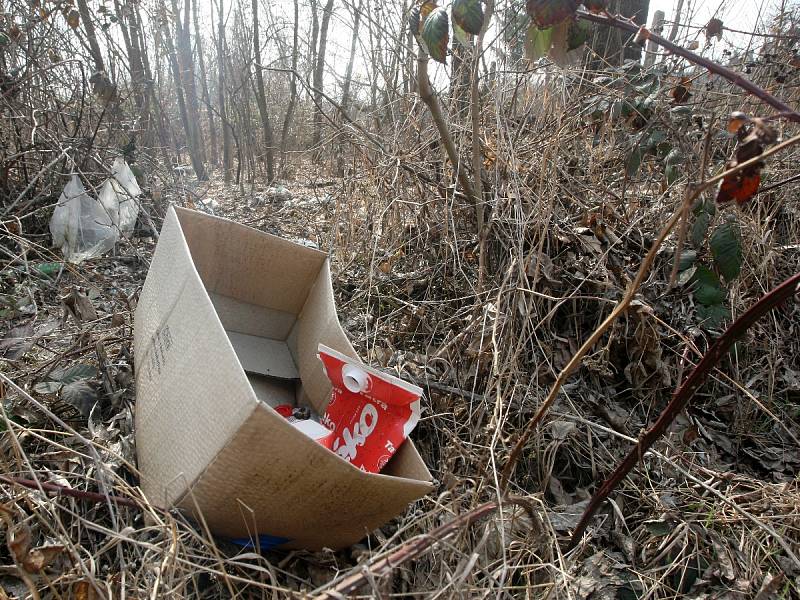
xmin=134 ymin=207 xmax=433 ymax=550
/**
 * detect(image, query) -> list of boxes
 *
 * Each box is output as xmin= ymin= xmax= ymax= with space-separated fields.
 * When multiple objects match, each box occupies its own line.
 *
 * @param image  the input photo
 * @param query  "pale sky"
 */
xmin=648 ymin=0 xmax=790 ymax=42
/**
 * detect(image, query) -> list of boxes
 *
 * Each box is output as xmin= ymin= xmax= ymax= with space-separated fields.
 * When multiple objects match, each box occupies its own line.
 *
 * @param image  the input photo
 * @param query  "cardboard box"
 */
xmin=134 ymin=207 xmax=433 ymax=550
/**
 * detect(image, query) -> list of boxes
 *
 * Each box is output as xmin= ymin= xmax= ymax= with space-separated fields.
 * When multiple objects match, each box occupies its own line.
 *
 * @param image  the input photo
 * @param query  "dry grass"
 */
xmin=2 ymin=14 xmax=800 ymax=600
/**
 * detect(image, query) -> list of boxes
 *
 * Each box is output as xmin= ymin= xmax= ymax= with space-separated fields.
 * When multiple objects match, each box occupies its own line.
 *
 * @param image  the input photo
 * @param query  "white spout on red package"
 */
xmin=318 ymin=344 xmax=422 ymax=473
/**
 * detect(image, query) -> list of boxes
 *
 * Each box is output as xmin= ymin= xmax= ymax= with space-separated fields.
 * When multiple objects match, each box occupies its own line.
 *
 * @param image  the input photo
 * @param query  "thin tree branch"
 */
xmin=577 ymin=9 xmax=800 ymax=122
xmin=313 ymin=500 xmax=513 ymax=598
xmin=0 ymin=475 xmax=142 ymax=510
xmin=417 ymin=53 xmax=479 ymax=204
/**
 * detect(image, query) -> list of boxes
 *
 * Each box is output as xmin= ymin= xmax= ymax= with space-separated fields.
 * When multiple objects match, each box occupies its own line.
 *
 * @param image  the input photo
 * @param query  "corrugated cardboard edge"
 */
xmin=134 ymin=207 xmax=261 ymax=508
xmin=177 ymin=403 xmax=433 ymax=550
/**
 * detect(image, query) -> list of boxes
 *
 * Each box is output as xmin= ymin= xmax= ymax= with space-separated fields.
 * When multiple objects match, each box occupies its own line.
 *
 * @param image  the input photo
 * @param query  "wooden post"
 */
xmin=644 ymin=10 xmax=665 ymax=67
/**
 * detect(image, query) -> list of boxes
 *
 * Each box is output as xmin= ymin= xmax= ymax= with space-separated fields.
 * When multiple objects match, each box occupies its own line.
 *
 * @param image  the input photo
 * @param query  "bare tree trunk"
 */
xmin=337 ymin=0 xmax=362 ymax=175
xmin=668 ymin=0 xmax=684 ymax=41
xmin=217 ymin=0 xmax=233 ymax=182
xmin=160 ymin=8 xmax=207 ymax=180
xmin=405 ymin=5 xmax=416 ymax=95
xmin=280 ymin=0 xmax=299 ymax=176
xmin=114 ymin=0 xmax=148 ymax=133
xmin=76 ymin=0 xmax=105 ymax=73
xmin=252 ymin=0 xmax=276 ymax=182
xmin=175 ymin=0 xmax=207 ymax=167
xmin=308 ymin=0 xmax=319 ymax=79
xmin=589 ymin=0 xmax=650 ymax=66
xmin=312 ymin=0 xmax=334 ymax=149
xmin=130 ymin=1 xmax=171 ymax=163
xmin=193 ymin=0 xmax=219 ymax=167
xmin=366 ymin=3 xmax=380 ymax=129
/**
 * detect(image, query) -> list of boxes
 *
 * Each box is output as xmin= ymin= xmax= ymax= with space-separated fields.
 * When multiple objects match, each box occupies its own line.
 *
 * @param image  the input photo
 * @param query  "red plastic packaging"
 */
xmin=318 ymin=344 xmax=422 ymax=473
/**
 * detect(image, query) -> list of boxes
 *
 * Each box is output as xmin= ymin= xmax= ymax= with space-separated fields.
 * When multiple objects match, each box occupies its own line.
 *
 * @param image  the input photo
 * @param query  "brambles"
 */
xmin=452 ymin=0 xmax=485 ymax=35
xmin=421 ymin=7 xmax=450 ymax=62
xmin=716 ymin=114 xmax=778 ymax=205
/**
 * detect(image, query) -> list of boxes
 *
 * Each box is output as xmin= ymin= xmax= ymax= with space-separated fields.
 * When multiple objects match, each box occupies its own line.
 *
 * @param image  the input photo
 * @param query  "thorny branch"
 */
xmin=577 ymin=9 xmax=800 ymax=122
xmin=569 ymin=271 xmax=800 ymax=558
xmin=500 ymin=131 xmax=800 ymax=491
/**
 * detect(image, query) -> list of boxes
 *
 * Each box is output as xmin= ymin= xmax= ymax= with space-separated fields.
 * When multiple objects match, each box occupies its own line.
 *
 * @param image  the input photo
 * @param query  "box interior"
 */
xmin=209 ymin=292 xmax=304 ymax=410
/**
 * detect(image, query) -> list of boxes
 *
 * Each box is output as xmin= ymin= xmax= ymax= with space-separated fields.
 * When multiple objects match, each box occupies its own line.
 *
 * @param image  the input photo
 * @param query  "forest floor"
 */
xmin=1 ymin=158 xmax=800 ymax=598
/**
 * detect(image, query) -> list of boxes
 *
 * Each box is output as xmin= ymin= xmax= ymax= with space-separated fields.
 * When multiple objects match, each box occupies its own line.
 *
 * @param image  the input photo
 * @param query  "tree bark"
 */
xmin=193 ymin=0 xmax=219 ymax=167
xmin=160 ymin=8 xmax=207 ymax=180
xmin=130 ymin=1 xmax=172 ymax=164
xmin=312 ymin=0 xmax=334 ymax=148
xmin=340 ymin=1 xmax=362 ymax=115
xmin=75 ymin=0 xmax=105 ymax=73
xmin=252 ymin=0 xmax=276 ymax=182
xmin=217 ymin=0 xmax=233 ymax=182
xmin=174 ymin=0 xmax=207 ymax=168
xmin=337 ymin=0 xmax=362 ymax=175
xmin=114 ymin=0 xmax=148 ymax=132
xmin=589 ymin=0 xmax=650 ymax=66
xmin=279 ymin=0 xmax=300 ymax=176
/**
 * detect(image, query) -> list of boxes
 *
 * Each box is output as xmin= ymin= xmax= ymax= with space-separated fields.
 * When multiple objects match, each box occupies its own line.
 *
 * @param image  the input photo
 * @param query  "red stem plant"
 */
xmin=568 ymin=272 xmax=800 ymax=548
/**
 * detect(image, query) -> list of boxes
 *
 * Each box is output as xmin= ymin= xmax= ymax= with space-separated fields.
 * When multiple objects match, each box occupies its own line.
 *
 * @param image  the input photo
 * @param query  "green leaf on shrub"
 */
xmin=422 ymin=7 xmax=449 ymax=63
xmin=36 ymin=262 xmax=62 ymax=277
xmin=697 ymin=303 xmax=729 ymax=328
xmin=567 ymin=19 xmax=592 ymax=50
xmin=664 ymin=148 xmax=683 ymax=166
xmin=62 ymin=381 xmax=97 ymax=418
xmin=51 ymin=363 xmax=97 ymax=384
xmin=34 ymin=380 xmax=63 ymax=394
xmin=666 ymin=164 xmax=680 ymax=184
xmin=692 ymin=265 xmax=726 ymax=306
xmin=452 ymin=21 xmax=470 ymax=45
xmin=690 ymin=198 xmax=715 ymax=248
xmin=452 ymin=0 xmax=484 ymax=35
xmin=626 ymin=145 xmax=643 ymax=177
xmin=691 ymin=210 xmax=710 ymax=248
xmin=525 ymin=24 xmax=553 ymax=61
xmin=676 ymin=249 xmax=697 ymax=273
xmin=669 ymin=106 xmax=693 ymax=118
xmin=644 ymin=519 xmax=672 ymax=536
xmin=710 ymin=219 xmax=742 ymax=281
xmin=410 ymin=2 xmax=437 ymax=36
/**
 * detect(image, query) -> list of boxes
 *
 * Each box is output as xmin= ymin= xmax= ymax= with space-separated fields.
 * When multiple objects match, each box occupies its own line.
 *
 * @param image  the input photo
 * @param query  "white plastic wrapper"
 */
xmin=108 ymin=157 xmax=141 ymax=235
xmin=97 ymin=158 xmax=142 ymax=236
xmin=50 ymin=174 xmax=118 ymax=263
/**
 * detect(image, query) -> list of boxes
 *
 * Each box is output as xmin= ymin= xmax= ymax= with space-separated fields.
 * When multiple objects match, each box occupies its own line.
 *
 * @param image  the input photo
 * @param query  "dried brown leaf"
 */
xmin=0 ymin=323 xmax=35 ymax=360
xmin=727 ymin=111 xmax=749 ymax=133
xmin=73 ymin=580 xmax=99 ymax=600
xmin=22 ymin=545 xmax=64 ymax=573
xmin=705 ymin=17 xmax=723 ymax=40
xmin=63 ymin=288 xmax=98 ymax=323
xmin=66 ymin=9 xmax=79 ymax=29
xmin=7 ymin=522 xmax=32 ymax=564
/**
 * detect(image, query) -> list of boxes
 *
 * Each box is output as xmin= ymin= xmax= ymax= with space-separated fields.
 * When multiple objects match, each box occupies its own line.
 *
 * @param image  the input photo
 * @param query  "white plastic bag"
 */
xmin=98 ymin=179 xmax=123 ymax=230
xmin=110 ymin=157 xmax=141 ymax=234
xmin=49 ymin=175 xmax=118 ymax=263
